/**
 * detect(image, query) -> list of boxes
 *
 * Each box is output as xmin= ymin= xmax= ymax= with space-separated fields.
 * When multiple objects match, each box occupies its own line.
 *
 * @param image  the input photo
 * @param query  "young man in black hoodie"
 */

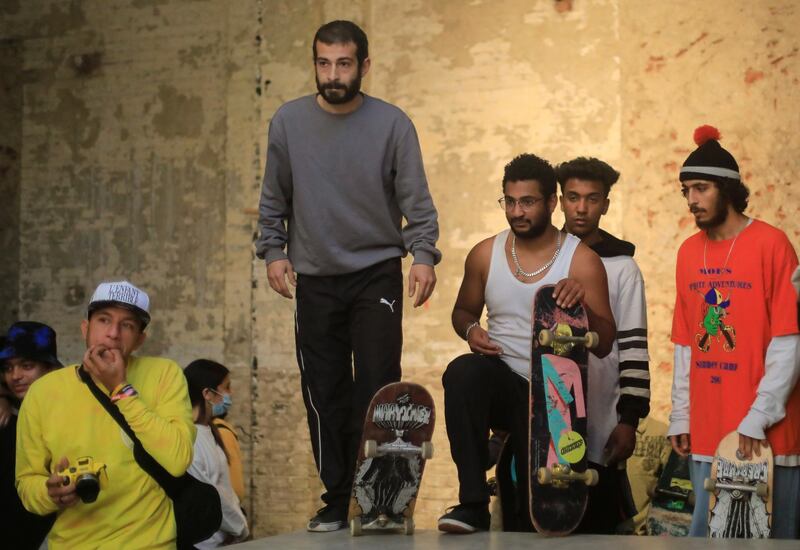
xmin=0 ymin=322 xmax=61 ymax=549
xmin=558 ymin=157 xmax=651 ymax=534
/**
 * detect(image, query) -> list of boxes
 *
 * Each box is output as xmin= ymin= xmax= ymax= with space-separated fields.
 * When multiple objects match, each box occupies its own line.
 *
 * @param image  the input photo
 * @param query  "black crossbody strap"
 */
xmin=78 ymin=366 xmax=180 ymax=497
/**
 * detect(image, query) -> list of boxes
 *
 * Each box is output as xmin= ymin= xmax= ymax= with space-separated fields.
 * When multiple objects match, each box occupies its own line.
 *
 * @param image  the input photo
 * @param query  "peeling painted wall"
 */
xmin=0 ymin=37 xmax=22 ymax=328
xmin=4 ymin=0 xmax=799 ymax=538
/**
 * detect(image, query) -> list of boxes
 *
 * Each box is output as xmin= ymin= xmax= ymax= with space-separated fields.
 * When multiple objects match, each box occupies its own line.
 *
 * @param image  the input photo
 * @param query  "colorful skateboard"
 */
xmin=646 ymin=450 xmax=694 ymax=536
xmin=704 ymin=431 xmax=773 ymax=538
xmin=348 ymin=382 xmax=435 ymax=536
xmin=529 ymin=285 xmax=599 ymax=536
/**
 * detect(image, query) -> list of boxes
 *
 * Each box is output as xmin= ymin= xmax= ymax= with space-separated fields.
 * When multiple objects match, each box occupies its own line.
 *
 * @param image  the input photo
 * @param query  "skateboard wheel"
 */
xmin=404 ymin=517 xmax=415 ymax=535
xmin=350 ymin=517 xmax=362 ymax=537
xmin=364 ymin=439 xmax=378 ymax=458
xmin=538 ymin=329 xmax=554 ymax=347
xmin=420 ymin=441 xmax=434 ymax=460
xmin=584 ymin=468 xmax=599 ymax=486
xmin=755 ymin=482 xmax=768 ymax=498
xmin=537 ymin=467 xmax=552 ymax=485
xmin=703 ymin=478 xmax=716 ymax=492
xmin=584 ymin=331 xmax=599 ymax=349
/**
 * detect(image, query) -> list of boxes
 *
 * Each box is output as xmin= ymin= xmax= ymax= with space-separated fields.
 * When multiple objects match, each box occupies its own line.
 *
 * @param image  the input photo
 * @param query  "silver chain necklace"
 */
xmin=703 ymin=219 xmax=748 ymax=276
xmin=511 ymin=231 xmax=562 ymax=278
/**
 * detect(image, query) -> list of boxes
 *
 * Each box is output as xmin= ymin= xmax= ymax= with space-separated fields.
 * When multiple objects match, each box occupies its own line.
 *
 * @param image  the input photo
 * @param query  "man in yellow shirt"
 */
xmin=16 ymin=280 xmax=195 ymax=549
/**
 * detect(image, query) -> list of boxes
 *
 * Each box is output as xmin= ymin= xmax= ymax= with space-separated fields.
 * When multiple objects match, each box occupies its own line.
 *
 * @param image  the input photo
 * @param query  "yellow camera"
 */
xmin=58 ymin=456 xmax=107 ymax=503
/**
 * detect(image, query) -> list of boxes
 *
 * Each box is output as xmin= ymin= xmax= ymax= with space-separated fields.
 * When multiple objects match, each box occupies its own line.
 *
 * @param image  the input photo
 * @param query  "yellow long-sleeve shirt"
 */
xmin=16 ymin=357 xmax=196 ymax=549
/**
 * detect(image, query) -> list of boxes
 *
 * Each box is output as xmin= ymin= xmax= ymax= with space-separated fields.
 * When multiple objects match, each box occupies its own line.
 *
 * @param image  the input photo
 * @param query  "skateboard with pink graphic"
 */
xmin=529 ymin=285 xmax=599 ymax=536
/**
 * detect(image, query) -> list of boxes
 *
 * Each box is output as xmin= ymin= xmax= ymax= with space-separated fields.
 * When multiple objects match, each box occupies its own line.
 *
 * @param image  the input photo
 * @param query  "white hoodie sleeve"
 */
xmin=738 ymin=335 xmax=800 ymax=439
xmin=667 ymin=344 xmax=692 ymax=437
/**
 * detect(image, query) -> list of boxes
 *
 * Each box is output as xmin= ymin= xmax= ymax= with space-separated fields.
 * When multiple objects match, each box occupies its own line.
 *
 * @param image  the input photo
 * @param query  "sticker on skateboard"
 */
xmin=348 ymin=382 xmax=435 ymax=536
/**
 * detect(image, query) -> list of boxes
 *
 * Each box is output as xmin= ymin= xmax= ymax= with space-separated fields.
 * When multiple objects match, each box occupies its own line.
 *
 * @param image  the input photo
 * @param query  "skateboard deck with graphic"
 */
xmin=704 ymin=431 xmax=773 ymax=538
xmin=646 ymin=449 xmax=694 ymax=536
xmin=347 ymin=381 xmax=435 ymax=536
xmin=529 ymin=285 xmax=599 ymax=536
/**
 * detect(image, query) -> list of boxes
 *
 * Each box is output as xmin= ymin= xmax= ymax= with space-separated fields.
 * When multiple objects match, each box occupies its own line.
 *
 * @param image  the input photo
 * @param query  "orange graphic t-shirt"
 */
xmin=672 ymin=220 xmax=800 ymax=457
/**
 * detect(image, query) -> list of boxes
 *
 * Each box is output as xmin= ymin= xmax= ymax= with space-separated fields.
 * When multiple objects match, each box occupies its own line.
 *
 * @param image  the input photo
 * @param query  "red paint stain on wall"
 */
xmin=745 ymin=68 xmax=765 ymax=84
xmin=646 ymin=55 xmax=666 ymax=72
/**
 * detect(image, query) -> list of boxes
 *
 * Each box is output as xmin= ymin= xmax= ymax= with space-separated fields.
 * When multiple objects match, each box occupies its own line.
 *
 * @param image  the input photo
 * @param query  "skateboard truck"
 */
xmin=538 ymin=326 xmax=599 ymax=354
xmin=537 ymin=463 xmax=599 ymax=488
xmin=364 ymin=430 xmax=434 ymax=460
xmin=703 ymin=478 xmax=768 ymax=499
xmin=350 ymin=515 xmax=415 ymax=536
xmin=652 ymin=487 xmax=697 ymax=507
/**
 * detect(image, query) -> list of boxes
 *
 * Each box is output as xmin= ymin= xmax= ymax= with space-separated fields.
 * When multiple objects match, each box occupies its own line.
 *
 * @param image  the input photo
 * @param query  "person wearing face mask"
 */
xmin=184 ymin=359 xmax=248 ymax=547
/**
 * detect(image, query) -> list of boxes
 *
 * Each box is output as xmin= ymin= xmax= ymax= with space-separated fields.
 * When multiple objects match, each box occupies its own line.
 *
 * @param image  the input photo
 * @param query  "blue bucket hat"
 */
xmin=0 ymin=321 xmax=63 ymax=368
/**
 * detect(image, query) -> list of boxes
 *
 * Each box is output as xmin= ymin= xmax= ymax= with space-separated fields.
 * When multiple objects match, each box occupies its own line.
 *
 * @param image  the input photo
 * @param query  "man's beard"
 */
xmin=509 ymin=215 xmax=549 ymax=239
xmin=694 ymin=194 xmax=729 ymax=229
xmin=316 ymin=72 xmax=362 ymax=105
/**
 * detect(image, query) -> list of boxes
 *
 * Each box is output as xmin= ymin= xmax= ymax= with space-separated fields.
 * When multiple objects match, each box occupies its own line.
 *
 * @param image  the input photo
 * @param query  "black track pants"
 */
xmin=442 ymin=353 xmax=529 ymax=508
xmin=294 ymin=258 xmax=403 ymax=508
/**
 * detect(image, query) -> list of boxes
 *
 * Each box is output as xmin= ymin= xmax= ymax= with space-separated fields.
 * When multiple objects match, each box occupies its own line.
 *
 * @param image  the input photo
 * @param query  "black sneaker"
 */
xmin=307 ymin=504 xmax=346 ymax=532
xmin=438 ymin=503 xmax=490 ymax=533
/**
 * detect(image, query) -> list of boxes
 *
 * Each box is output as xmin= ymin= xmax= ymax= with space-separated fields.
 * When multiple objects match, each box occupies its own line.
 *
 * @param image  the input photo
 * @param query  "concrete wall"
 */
xmin=0 ymin=35 xmax=23 ymax=328
xmin=3 ymin=0 xmax=799 ymax=537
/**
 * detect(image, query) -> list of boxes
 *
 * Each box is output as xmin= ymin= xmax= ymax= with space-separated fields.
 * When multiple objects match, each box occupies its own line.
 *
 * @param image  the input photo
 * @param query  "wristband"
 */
xmin=464 ymin=321 xmax=481 ymax=341
xmin=110 ymin=384 xmax=138 ymax=403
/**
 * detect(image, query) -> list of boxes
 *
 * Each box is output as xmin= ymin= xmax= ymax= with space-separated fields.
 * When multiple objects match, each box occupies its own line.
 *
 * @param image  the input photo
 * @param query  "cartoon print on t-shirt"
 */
xmin=695 ymin=288 xmax=736 ymax=352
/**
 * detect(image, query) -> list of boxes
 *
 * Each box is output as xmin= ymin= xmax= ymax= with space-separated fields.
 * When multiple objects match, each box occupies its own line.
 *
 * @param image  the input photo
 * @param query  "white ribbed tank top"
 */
xmin=485 ymin=229 xmax=580 ymax=379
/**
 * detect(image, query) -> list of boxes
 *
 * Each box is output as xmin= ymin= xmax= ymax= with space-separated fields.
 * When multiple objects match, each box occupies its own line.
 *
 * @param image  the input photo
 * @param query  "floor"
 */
xmin=230 ymin=529 xmax=800 ymax=549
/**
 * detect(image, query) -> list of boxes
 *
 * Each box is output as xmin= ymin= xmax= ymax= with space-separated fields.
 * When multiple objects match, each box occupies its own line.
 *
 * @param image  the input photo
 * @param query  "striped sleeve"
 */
xmin=616 ymin=262 xmax=651 ymax=425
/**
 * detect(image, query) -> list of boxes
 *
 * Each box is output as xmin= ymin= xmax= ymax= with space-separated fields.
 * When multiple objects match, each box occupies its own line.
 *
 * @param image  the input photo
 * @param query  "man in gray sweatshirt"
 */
xmin=256 ymin=20 xmax=441 ymax=532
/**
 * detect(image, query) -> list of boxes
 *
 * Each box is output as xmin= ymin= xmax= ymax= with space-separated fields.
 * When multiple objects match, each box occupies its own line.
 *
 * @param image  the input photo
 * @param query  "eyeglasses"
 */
xmin=498 ymin=196 xmax=545 ymax=211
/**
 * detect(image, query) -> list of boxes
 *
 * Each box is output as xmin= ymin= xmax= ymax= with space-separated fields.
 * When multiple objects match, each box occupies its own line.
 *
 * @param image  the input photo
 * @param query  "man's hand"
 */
xmin=603 ymin=423 xmax=637 ymax=465
xmin=0 ymin=396 xmax=12 ymax=428
xmin=467 ymin=326 xmax=503 ymax=356
xmin=738 ymin=433 xmax=769 ymax=461
xmin=47 ymin=457 xmax=79 ymax=509
xmin=408 ymin=264 xmax=436 ymax=308
xmin=83 ymin=345 xmax=126 ymax=392
xmin=266 ymin=259 xmax=296 ymax=299
xmin=553 ymin=278 xmax=585 ymax=308
xmin=669 ymin=433 xmax=691 ymax=457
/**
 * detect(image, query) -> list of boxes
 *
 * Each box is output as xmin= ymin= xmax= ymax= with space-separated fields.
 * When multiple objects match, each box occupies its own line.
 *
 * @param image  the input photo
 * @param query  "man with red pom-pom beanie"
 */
xmin=668 ymin=126 xmax=800 ymax=538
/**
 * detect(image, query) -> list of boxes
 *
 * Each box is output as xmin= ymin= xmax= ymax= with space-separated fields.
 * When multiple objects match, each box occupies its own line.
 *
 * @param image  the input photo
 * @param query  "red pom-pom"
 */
xmin=693 ymin=125 xmax=721 ymax=146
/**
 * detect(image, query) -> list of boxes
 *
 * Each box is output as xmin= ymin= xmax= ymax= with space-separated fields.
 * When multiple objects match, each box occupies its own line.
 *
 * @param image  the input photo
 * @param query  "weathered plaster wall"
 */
xmin=0 ymin=36 xmax=22 ymax=328
xmin=619 ymin=1 xmax=800 ymax=420
xmin=0 ymin=0 xmax=261 ymax=520
xmin=4 ymin=0 xmax=799 ymax=538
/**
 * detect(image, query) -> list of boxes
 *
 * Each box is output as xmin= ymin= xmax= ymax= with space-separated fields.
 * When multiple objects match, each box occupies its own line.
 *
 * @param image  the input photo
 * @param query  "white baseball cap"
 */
xmin=88 ymin=280 xmax=151 ymax=327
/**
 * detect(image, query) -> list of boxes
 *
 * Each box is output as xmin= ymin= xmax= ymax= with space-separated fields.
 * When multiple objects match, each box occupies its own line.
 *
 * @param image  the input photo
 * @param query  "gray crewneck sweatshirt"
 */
xmin=256 ymin=94 xmax=441 ymax=276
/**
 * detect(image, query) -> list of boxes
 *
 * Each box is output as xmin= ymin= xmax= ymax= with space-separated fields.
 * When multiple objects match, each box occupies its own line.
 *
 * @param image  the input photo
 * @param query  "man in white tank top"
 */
xmin=558 ymin=157 xmax=651 ymax=534
xmin=438 ymin=154 xmax=616 ymax=534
